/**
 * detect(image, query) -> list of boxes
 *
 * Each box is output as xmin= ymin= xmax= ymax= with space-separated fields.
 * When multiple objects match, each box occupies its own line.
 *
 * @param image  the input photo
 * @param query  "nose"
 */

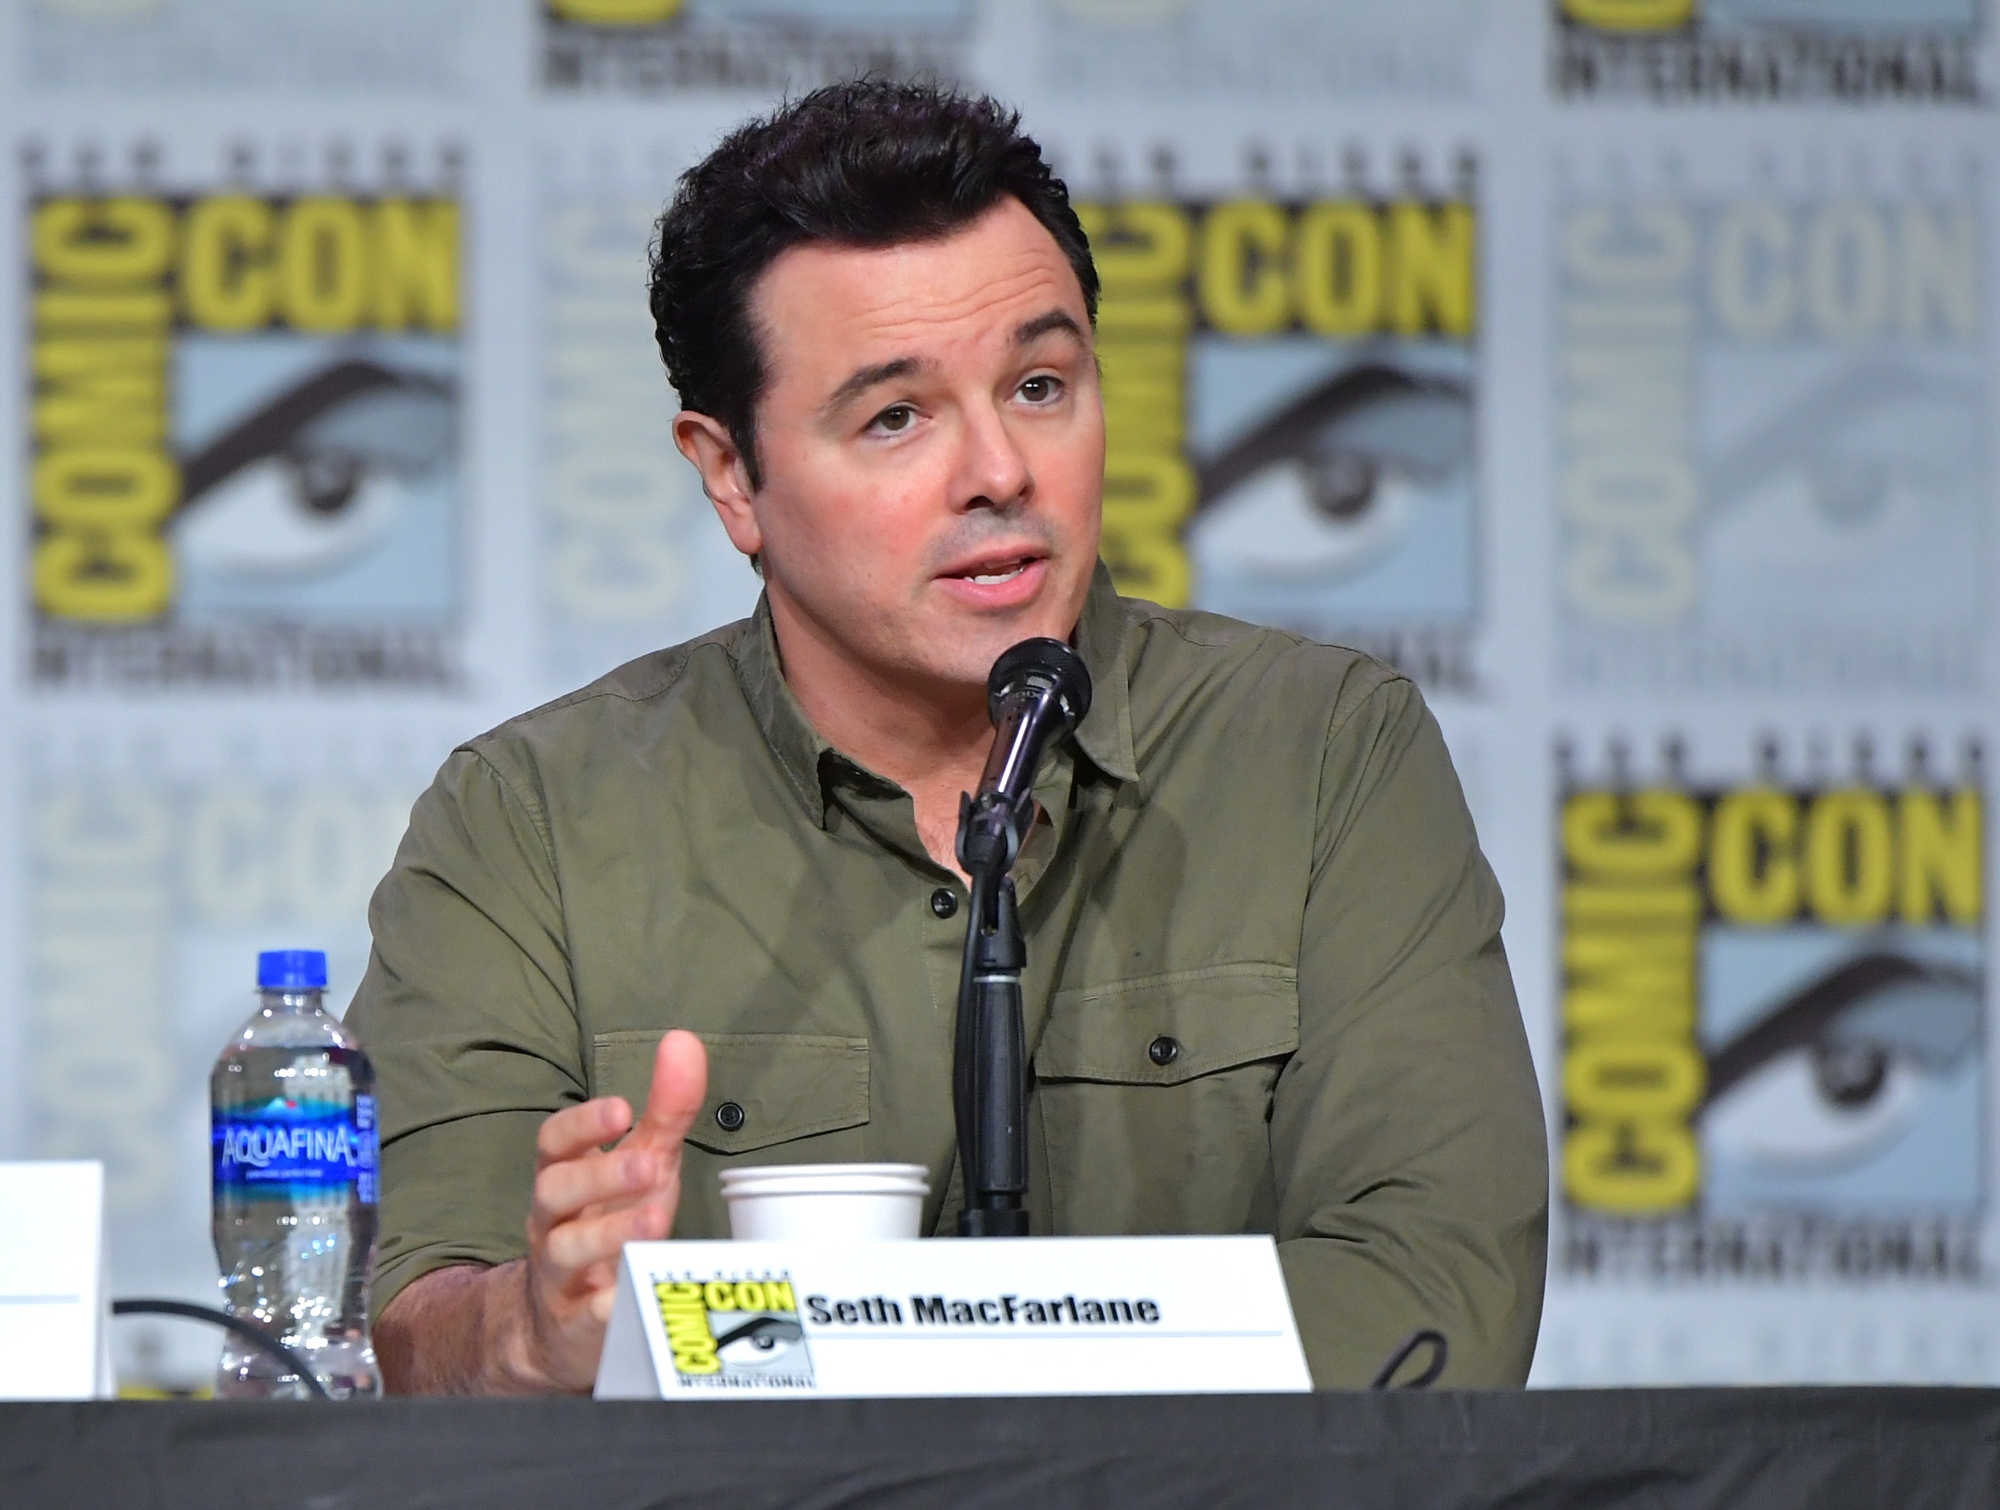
xmin=956 ymin=396 xmax=1032 ymax=514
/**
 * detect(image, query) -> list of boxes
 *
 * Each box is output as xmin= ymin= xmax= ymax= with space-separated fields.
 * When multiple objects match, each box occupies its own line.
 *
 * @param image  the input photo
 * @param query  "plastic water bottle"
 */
xmin=210 ymin=949 xmax=382 ymax=1399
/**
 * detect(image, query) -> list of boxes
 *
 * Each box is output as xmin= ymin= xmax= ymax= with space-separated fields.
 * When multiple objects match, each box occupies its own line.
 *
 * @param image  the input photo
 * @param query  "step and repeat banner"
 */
xmin=0 ymin=0 xmax=1995 ymax=1391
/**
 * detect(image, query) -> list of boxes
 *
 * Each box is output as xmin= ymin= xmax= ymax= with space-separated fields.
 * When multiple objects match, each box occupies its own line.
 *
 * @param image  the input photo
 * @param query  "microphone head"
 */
xmin=987 ymin=637 xmax=1092 ymax=732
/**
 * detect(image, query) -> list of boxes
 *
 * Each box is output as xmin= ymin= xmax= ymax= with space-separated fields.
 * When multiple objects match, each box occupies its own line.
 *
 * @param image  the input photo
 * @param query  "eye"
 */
xmin=1699 ymin=950 xmax=1981 ymax=1179
xmin=1019 ymin=375 xmax=1062 ymax=404
xmin=870 ymin=404 xmax=915 ymax=434
xmin=712 ymin=1315 xmax=804 ymax=1368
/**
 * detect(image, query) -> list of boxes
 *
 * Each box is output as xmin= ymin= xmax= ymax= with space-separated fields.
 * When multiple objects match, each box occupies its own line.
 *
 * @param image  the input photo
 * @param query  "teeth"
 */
xmin=967 ymin=562 xmax=1027 ymax=585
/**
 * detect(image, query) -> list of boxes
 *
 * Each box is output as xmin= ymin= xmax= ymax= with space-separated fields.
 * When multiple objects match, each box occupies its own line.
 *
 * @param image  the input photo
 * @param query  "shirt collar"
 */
xmin=727 ymin=598 xmax=839 ymax=826
xmin=728 ymin=561 xmax=1141 ymax=829
xmin=1067 ymin=561 xmax=1141 ymax=786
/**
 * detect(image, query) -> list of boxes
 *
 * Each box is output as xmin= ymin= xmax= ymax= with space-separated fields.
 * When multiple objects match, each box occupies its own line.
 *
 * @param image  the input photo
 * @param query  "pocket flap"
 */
xmin=1034 ymin=964 xmax=1299 ymax=1086
xmin=591 ymin=1030 xmax=870 ymax=1156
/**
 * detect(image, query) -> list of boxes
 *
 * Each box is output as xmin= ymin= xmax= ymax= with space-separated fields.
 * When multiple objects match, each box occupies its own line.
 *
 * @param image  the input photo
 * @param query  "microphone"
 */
xmin=955 ymin=638 xmax=1093 ymax=880
xmin=952 ymin=638 xmax=1091 ymax=1238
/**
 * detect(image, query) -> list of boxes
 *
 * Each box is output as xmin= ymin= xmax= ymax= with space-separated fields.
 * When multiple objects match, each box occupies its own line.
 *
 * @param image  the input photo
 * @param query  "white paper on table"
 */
xmin=0 ymin=1162 xmax=112 ymax=1400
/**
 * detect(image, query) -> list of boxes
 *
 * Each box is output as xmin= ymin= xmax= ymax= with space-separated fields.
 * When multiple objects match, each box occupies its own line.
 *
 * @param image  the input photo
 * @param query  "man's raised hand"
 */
xmin=518 ymin=1029 xmax=708 ymax=1390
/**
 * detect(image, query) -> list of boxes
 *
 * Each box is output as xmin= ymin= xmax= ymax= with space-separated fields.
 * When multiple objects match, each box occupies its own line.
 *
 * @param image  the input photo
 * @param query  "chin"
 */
xmin=913 ymin=631 xmax=1018 ymax=689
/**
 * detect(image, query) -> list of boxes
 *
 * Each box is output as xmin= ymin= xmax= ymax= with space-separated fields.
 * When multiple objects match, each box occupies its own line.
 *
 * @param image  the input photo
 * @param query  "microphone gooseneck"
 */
xmin=952 ymin=637 xmax=1093 ymax=1239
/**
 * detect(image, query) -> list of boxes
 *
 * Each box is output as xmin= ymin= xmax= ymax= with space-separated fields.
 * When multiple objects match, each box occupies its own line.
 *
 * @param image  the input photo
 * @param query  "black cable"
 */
xmin=1369 ymin=1328 xmax=1449 ymax=1390
xmin=111 ymin=1298 xmax=331 ymax=1400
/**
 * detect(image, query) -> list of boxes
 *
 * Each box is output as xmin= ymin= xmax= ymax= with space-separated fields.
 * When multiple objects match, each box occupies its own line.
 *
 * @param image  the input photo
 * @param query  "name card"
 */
xmin=0 ymin=1162 xmax=112 ymax=1400
xmin=595 ymin=1235 xmax=1310 ymax=1399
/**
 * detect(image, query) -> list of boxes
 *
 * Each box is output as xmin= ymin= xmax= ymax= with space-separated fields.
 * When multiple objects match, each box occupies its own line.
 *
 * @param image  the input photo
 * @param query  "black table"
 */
xmin=5 ymin=1388 xmax=1997 ymax=1508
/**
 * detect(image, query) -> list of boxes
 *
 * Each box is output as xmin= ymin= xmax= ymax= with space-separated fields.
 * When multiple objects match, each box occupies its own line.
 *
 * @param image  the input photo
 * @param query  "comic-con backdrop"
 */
xmin=2 ymin=0 xmax=1996 ymax=1390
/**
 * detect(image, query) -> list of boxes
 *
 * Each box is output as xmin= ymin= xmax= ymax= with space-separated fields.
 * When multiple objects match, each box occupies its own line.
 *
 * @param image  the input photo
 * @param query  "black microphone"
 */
xmin=952 ymin=638 xmax=1091 ymax=1238
xmin=955 ymin=638 xmax=1093 ymax=880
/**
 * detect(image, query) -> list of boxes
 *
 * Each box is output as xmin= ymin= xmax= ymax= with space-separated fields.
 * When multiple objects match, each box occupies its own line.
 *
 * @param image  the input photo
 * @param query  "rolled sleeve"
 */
xmin=346 ymin=748 xmax=585 ymax=1324
xmin=1272 ymin=677 xmax=1549 ymax=1387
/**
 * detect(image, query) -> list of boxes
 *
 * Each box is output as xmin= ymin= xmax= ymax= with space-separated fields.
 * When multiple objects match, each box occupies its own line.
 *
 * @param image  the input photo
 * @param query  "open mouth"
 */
xmin=944 ymin=553 xmax=1042 ymax=586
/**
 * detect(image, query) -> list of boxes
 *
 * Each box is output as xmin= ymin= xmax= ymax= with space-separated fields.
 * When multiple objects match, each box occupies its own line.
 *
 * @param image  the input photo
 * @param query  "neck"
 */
xmin=764 ymin=591 xmax=995 ymax=798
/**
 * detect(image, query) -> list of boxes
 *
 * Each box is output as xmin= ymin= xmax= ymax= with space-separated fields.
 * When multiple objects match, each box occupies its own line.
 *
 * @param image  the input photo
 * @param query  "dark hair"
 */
xmin=648 ymin=79 xmax=1098 ymax=489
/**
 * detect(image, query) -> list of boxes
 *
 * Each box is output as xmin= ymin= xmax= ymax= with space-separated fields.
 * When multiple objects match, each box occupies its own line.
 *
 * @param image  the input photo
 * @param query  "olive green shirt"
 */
xmin=348 ymin=566 xmax=1548 ymax=1387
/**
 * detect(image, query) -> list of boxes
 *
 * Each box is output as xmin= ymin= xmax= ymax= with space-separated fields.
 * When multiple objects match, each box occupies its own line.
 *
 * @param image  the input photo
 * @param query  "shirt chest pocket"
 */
xmin=590 ymin=1030 xmax=871 ymax=1238
xmin=1032 ymin=964 xmax=1298 ymax=1237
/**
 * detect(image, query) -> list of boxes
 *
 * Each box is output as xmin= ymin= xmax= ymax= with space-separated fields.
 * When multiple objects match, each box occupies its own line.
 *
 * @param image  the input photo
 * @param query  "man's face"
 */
xmin=731 ymin=197 xmax=1104 ymax=694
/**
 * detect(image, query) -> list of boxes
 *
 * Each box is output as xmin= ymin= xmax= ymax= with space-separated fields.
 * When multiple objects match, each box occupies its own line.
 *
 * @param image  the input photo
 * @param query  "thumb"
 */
xmin=632 ymin=1029 xmax=708 ymax=1150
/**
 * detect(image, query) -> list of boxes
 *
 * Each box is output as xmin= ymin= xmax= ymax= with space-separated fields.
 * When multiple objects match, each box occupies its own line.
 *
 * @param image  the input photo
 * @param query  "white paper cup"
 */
xmin=719 ymin=1163 xmax=930 ymax=1241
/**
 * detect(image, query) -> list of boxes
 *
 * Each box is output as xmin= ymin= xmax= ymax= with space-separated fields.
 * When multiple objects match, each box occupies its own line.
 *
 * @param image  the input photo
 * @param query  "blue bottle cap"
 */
xmin=257 ymin=949 xmax=328 ymax=990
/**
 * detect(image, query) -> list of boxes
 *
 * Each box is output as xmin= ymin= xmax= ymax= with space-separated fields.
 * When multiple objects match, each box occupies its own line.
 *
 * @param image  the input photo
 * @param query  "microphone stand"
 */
xmin=950 ymin=638 xmax=1090 ymax=1239
xmin=954 ymin=791 xmax=1031 ymax=1237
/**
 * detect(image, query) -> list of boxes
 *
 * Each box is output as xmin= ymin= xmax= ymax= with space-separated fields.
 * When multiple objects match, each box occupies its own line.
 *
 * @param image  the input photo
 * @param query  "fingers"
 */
xmin=514 ymin=1066 xmax=696 ymax=1394
xmin=536 ymin=1095 xmax=634 ymax=1168
xmin=530 ymin=1143 xmax=660 ymax=1235
xmin=521 ymin=1033 xmax=704 ymax=1359
xmin=540 ymin=1201 xmax=669 ymax=1289
xmin=631 ymin=1030 xmax=708 ymax=1149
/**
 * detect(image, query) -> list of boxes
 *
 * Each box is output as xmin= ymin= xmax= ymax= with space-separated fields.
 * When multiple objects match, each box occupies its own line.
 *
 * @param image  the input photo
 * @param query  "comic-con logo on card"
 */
xmin=654 ymin=1275 xmax=815 ymax=1390
xmin=26 ymin=155 xmax=461 ymax=689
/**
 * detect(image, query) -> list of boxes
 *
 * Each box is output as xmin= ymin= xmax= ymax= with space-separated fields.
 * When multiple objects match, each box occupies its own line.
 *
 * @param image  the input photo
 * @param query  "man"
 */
xmin=350 ymin=81 xmax=1548 ymax=1394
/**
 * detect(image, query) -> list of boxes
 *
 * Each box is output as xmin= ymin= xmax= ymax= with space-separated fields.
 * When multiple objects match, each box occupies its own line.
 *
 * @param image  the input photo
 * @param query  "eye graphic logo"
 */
xmin=26 ymin=181 xmax=461 ymax=689
xmin=172 ymin=357 xmax=452 ymax=582
xmin=654 ymin=1276 xmax=815 ymax=1390
xmin=1558 ymin=751 xmax=1986 ymax=1283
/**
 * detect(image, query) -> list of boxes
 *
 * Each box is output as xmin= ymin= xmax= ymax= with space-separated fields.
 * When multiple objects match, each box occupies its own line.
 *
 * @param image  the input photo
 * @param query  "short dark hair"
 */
xmin=648 ymin=79 xmax=1098 ymax=489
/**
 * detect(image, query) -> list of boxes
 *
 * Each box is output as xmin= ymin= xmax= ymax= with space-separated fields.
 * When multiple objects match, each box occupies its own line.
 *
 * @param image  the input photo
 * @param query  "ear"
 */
xmin=673 ymin=411 xmax=763 ymax=560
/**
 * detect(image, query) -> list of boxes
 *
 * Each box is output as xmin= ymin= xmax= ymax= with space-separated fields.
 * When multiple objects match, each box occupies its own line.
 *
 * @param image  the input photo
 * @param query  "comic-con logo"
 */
xmin=27 ymin=185 xmax=460 ymax=686
xmin=1555 ymin=190 xmax=1985 ymax=695
xmin=1559 ymin=753 xmax=1984 ymax=1280
xmin=1555 ymin=0 xmax=1983 ymax=102
xmin=1078 ymin=186 xmax=1477 ymax=689
xmin=654 ymin=1275 xmax=815 ymax=1389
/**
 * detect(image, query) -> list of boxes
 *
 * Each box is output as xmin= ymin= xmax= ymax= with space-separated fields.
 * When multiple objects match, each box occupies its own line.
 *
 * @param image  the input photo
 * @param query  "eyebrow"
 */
xmin=823 ymin=356 xmax=926 ymax=416
xmin=1015 ymin=309 xmax=1085 ymax=346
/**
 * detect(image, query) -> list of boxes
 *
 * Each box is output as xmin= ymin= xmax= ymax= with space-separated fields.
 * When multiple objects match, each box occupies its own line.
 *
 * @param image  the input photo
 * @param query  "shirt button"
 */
xmin=714 ymin=1101 xmax=746 ymax=1132
xmin=929 ymin=887 xmax=958 ymax=920
xmin=1148 ymin=1035 xmax=1180 ymax=1067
